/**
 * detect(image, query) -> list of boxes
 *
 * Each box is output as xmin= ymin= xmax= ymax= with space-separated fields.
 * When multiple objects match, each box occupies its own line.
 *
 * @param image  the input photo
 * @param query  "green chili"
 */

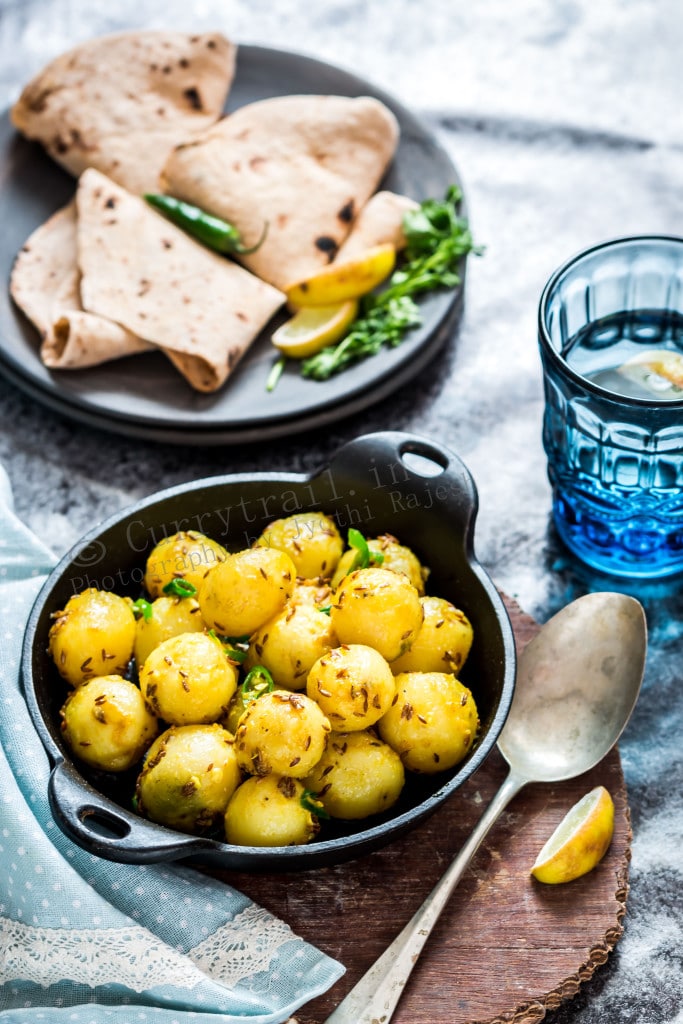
xmin=132 ymin=598 xmax=153 ymax=621
xmin=162 ymin=578 xmax=198 ymax=599
xmin=242 ymin=665 xmax=275 ymax=703
xmin=207 ymin=629 xmax=249 ymax=664
xmin=145 ymin=194 xmax=268 ymax=255
xmin=300 ymin=790 xmax=330 ymax=820
xmin=348 ymin=528 xmax=384 ymax=572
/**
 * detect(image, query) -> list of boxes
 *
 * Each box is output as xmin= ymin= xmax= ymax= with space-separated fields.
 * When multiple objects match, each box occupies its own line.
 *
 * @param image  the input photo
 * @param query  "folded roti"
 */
xmin=76 ymin=168 xmax=285 ymax=392
xmin=161 ymin=94 xmax=399 ymax=290
xmin=336 ymin=191 xmax=418 ymax=262
xmin=11 ymin=31 xmax=236 ymax=193
xmin=10 ymin=202 xmax=153 ymax=368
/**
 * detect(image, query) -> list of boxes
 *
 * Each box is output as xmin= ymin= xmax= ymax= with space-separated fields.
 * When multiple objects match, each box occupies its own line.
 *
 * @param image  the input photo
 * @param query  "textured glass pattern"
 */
xmin=539 ymin=237 xmax=683 ymax=577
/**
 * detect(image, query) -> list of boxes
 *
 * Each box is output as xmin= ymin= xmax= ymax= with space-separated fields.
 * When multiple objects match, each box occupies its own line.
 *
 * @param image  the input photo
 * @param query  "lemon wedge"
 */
xmin=285 ymin=243 xmax=396 ymax=307
xmin=531 ymin=785 xmax=615 ymax=884
xmin=271 ymin=299 xmax=359 ymax=359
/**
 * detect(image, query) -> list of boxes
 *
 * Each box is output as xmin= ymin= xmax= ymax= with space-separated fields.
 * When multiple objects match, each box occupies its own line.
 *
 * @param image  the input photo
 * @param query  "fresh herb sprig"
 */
xmin=300 ymin=185 xmax=479 ymax=381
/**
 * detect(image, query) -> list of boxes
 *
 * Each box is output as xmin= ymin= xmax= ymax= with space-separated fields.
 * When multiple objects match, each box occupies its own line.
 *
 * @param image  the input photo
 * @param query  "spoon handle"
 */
xmin=323 ymin=769 xmax=527 ymax=1024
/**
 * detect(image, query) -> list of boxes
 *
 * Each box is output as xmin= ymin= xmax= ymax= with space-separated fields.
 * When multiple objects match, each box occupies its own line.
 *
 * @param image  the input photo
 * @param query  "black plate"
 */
xmin=21 ymin=432 xmax=516 ymax=871
xmin=0 ymin=45 xmax=464 ymax=445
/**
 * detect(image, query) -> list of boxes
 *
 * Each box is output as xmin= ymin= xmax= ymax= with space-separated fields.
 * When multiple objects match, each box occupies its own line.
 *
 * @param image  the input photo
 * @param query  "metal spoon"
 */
xmin=322 ymin=591 xmax=647 ymax=1024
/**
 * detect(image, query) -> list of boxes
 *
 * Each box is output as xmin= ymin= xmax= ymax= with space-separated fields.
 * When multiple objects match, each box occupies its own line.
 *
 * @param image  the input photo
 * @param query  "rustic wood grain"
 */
xmin=205 ymin=598 xmax=631 ymax=1024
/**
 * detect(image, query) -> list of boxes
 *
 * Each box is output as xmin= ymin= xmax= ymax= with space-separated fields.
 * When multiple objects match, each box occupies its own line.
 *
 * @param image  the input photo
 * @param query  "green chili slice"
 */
xmin=144 ymin=194 xmax=268 ymax=255
xmin=318 ymin=605 xmax=332 ymax=616
xmin=162 ymin=578 xmax=197 ymax=598
xmin=207 ymin=629 xmax=249 ymax=663
xmin=300 ymin=790 xmax=330 ymax=820
xmin=242 ymin=665 xmax=275 ymax=703
xmin=131 ymin=598 xmax=153 ymax=621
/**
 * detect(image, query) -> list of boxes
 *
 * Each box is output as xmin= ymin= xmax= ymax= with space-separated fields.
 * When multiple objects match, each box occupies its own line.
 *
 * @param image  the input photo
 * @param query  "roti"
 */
xmin=9 ymin=202 xmax=153 ymax=369
xmin=75 ymin=169 xmax=285 ymax=392
xmin=336 ymin=191 xmax=418 ymax=261
xmin=161 ymin=94 xmax=399 ymax=290
xmin=11 ymin=30 xmax=236 ymax=193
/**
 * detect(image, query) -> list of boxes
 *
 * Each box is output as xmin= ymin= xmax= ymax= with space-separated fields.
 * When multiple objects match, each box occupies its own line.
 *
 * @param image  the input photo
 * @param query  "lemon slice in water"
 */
xmin=531 ymin=785 xmax=615 ymax=884
xmin=271 ymin=299 xmax=359 ymax=358
xmin=617 ymin=348 xmax=683 ymax=399
xmin=285 ymin=244 xmax=396 ymax=307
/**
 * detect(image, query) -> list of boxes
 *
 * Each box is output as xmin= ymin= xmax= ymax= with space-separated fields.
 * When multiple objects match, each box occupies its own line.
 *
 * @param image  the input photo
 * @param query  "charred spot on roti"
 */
xmin=315 ymin=235 xmax=339 ymax=261
xmin=161 ymin=239 xmax=173 ymax=249
xmin=338 ymin=199 xmax=355 ymax=223
xmin=53 ymin=317 xmax=71 ymax=354
xmin=183 ymin=87 xmax=203 ymax=111
xmin=104 ymin=197 xmax=117 ymax=209
xmin=179 ymin=58 xmax=190 ymax=68
xmin=249 ymin=155 xmax=267 ymax=171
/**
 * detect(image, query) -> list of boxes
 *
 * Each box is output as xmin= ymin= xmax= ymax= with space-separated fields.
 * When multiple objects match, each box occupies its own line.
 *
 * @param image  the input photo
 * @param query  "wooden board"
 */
xmin=205 ymin=599 xmax=631 ymax=1024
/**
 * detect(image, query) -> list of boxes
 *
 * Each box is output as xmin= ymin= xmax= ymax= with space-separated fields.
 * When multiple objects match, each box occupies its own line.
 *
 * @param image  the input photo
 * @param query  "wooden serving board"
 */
xmin=207 ymin=599 xmax=631 ymax=1024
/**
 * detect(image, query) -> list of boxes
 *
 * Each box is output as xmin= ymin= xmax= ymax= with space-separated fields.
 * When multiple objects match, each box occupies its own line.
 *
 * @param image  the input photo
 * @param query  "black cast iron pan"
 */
xmin=21 ymin=431 xmax=516 ymax=871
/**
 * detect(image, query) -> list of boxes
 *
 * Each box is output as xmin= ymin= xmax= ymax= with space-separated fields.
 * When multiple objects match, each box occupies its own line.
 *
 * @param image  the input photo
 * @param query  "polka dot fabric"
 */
xmin=0 ymin=487 xmax=344 ymax=1022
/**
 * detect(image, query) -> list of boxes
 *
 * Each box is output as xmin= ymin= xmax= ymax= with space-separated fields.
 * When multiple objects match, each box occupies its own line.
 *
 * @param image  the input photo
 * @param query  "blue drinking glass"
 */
xmin=538 ymin=235 xmax=683 ymax=579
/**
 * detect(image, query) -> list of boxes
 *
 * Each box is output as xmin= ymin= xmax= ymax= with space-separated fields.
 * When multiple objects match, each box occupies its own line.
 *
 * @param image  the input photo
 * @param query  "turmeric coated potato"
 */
xmin=390 ymin=596 xmax=474 ymax=675
xmin=304 ymin=730 xmax=405 ymax=820
xmin=234 ymin=690 xmax=331 ymax=778
xmin=139 ymin=632 xmax=238 ymax=725
xmin=255 ymin=512 xmax=343 ymax=579
xmin=306 ymin=643 xmax=396 ymax=731
xmin=198 ymin=546 xmax=296 ymax=636
xmin=245 ymin=601 xmax=337 ymax=691
xmin=224 ymin=774 xmax=319 ymax=847
xmin=289 ymin=576 xmax=333 ymax=608
xmin=331 ymin=533 xmax=429 ymax=593
xmin=136 ymin=723 xmax=241 ymax=834
xmin=144 ymin=530 xmax=228 ymax=598
xmin=48 ymin=588 xmax=136 ymax=687
xmin=330 ymin=567 xmax=423 ymax=662
xmin=60 ymin=674 xmax=159 ymax=772
xmin=133 ymin=595 xmax=206 ymax=668
xmin=378 ymin=671 xmax=479 ymax=774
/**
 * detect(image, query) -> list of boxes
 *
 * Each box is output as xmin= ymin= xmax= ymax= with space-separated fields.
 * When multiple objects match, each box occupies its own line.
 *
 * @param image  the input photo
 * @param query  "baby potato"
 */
xmin=133 ymin=595 xmax=206 ymax=668
xmin=48 ymin=588 xmax=136 ymax=687
xmin=224 ymin=774 xmax=319 ymax=847
xmin=144 ymin=530 xmax=228 ymax=598
xmin=255 ymin=512 xmax=343 ymax=579
xmin=136 ymin=723 xmax=241 ymax=834
xmin=60 ymin=674 xmax=159 ymax=772
xmin=304 ymin=730 xmax=405 ymax=819
xmin=234 ymin=690 xmax=331 ymax=778
xmin=390 ymin=596 xmax=474 ymax=675
xmin=378 ymin=671 xmax=479 ymax=774
xmin=199 ymin=547 xmax=296 ymax=636
xmin=331 ymin=533 xmax=429 ymax=593
xmin=289 ymin=576 xmax=333 ymax=608
xmin=245 ymin=601 xmax=337 ymax=691
xmin=306 ymin=644 xmax=395 ymax=731
xmin=330 ymin=567 xmax=423 ymax=662
xmin=139 ymin=632 xmax=238 ymax=725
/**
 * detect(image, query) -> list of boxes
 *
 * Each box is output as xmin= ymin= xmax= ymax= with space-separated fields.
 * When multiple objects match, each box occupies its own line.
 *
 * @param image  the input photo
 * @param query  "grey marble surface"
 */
xmin=0 ymin=1 xmax=682 ymax=1020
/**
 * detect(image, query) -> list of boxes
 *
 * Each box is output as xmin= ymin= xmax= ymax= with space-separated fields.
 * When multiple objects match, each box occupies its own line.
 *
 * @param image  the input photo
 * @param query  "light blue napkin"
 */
xmin=0 ymin=473 xmax=344 ymax=1023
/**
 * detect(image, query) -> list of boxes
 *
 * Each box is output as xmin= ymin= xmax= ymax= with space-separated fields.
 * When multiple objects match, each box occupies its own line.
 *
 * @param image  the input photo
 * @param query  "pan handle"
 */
xmin=323 ymin=430 xmax=479 ymax=544
xmin=48 ymin=760 xmax=217 ymax=864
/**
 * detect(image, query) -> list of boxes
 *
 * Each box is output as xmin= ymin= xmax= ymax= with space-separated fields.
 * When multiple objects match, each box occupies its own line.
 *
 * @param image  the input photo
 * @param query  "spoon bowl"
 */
xmin=323 ymin=591 xmax=647 ymax=1024
xmin=499 ymin=591 xmax=647 ymax=782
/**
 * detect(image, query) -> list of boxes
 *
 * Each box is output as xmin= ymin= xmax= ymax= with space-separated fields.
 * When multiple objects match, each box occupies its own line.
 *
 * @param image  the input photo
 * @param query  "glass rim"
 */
xmin=538 ymin=234 xmax=683 ymax=409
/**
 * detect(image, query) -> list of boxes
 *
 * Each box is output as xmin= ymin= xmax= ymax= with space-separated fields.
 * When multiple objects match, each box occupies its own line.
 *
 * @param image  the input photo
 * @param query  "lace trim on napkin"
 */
xmin=0 ymin=905 xmax=297 ymax=993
